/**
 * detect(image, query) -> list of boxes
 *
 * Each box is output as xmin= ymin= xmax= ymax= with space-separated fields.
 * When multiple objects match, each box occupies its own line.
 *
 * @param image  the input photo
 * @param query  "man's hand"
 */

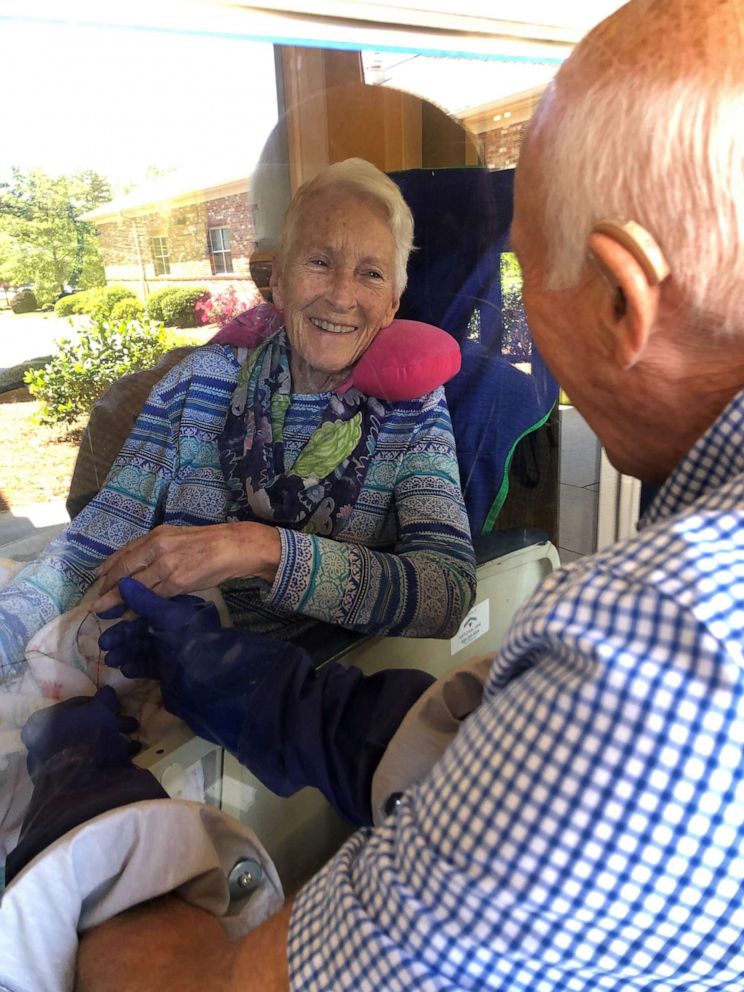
xmin=5 ymin=686 xmax=166 ymax=886
xmin=76 ymin=895 xmax=293 ymax=992
xmin=92 ymin=522 xmax=281 ymax=613
xmin=99 ymin=577 xmax=434 ymax=826
xmin=22 ymin=684 xmax=139 ymax=776
xmin=98 ymin=578 xmax=223 ymax=680
xmin=97 ymin=578 xmax=304 ymax=759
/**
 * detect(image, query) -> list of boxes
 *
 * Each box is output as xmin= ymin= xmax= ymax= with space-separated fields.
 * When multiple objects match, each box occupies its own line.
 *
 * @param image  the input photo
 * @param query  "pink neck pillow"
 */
xmin=337 ymin=319 xmax=460 ymax=401
xmin=212 ymin=304 xmax=461 ymax=401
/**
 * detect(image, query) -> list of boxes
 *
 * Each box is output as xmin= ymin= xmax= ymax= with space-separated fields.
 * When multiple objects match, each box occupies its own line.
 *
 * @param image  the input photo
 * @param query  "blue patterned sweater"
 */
xmin=0 ymin=344 xmax=476 ymax=681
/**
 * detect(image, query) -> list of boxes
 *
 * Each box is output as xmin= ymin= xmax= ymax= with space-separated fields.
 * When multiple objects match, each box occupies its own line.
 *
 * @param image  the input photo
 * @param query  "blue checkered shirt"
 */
xmin=288 ymin=390 xmax=744 ymax=991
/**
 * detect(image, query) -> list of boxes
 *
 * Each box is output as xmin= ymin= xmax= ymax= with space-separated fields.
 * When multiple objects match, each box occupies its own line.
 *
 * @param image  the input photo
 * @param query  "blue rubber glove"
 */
xmin=21 ymin=684 xmax=140 ymax=776
xmin=100 ymin=579 xmax=434 ymax=825
xmin=99 ymin=578 xmax=283 ymax=753
xmin=5 ymin=686 xmax=166 ymax=886
xmin=97 ymin=580 xmax=223 ymax=680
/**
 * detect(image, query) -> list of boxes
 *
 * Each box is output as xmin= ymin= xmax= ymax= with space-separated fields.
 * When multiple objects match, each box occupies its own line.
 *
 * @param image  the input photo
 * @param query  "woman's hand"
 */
xmin=92 ymin=522 xmax=281 ymax=613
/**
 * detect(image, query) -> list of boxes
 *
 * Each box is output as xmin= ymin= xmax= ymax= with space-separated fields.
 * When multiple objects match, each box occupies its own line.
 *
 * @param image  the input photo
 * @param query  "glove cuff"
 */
xmin=5 ymin=749 xmax=167 ymax=886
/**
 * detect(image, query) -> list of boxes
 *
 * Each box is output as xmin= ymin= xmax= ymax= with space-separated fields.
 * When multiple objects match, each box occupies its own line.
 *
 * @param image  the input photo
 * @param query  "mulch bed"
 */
xmin=0 ymin=388 xmax=84 ymax=511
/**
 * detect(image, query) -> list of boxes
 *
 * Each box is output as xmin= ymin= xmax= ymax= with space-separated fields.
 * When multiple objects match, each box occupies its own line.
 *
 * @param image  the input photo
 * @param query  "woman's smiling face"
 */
xmin=271 ymin=189 xmax=400 ymax=393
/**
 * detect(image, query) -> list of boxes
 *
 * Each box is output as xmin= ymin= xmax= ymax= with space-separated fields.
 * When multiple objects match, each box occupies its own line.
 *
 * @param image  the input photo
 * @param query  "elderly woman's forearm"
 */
xmin=245 ymin=522 xmax=282 ymax=583
xmin=0 ymin=523 xmax=116 ymax=682
xmin=0 ymin=375 xmax=183 ymax=675
xmin=93 ymin=521 xmax=282 ymax=609
xmin=266 ymin=529 xmax=475 ymax=639
xmin=0 ymin=612 xmax=30 ymax=681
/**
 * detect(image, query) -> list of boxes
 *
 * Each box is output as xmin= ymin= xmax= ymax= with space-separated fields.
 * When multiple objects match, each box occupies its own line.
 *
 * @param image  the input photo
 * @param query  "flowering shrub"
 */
xmin=196 ymin=285 xmax=261 ymax=328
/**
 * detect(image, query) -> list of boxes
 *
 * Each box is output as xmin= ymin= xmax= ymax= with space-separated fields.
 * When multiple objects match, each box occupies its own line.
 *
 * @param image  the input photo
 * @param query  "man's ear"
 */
xmin=269 ymin=255 xmax=284 ymax=310
xmin=587 ymin=230 xmax=662 ymax=370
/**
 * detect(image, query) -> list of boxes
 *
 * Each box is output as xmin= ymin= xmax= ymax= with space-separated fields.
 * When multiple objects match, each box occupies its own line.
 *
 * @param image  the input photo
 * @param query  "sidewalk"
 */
xmin=0 ymin=500 xmax=69 ymax=562
xmin=0 ymin=310 xmax=76 ymax=371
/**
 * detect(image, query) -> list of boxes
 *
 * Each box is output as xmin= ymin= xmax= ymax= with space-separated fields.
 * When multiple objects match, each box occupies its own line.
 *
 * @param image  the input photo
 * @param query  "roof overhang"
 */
xmin=81 ymin=175 xmax=250 ymax=225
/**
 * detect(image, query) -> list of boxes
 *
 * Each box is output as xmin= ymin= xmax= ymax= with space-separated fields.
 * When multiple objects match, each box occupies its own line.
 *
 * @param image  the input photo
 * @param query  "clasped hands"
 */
xmin=92 ymin=521 xmax=281 ymax=613
xmin=96 ymin=577 xmax=287 ymax=755
xmin=9 ymin=577 xmax=273 ymax=882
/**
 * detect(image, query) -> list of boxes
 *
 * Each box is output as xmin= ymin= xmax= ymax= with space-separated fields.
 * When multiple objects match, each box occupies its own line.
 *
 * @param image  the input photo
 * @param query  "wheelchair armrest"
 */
xmin=290 ymin=530 xmax=551 ymax=668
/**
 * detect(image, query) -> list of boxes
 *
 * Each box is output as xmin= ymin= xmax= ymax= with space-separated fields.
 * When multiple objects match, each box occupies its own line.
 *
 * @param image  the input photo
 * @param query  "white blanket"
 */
xmin=0 ymin=559 xmax=229 ymax=866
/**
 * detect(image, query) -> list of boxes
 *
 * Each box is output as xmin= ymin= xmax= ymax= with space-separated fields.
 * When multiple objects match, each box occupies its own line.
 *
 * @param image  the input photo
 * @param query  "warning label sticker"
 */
xmin=450 ymin=599 xmax=490 ymax=656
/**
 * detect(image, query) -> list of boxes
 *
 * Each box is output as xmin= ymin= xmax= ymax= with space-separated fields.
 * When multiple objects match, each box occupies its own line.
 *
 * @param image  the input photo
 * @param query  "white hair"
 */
xmin=279 ymin=158 xmax=415 ymax=296
xmin=531 ymin=47 xmax=744 ymax=336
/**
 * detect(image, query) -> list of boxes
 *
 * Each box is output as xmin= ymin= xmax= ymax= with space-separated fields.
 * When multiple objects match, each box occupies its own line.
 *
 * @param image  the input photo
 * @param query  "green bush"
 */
xmin=53 ymin=286 xmax=138 ymax=321
xmin=10 ymin=288 xmax=38 ymax=313
xmin=160 ymin=288 xmax=209 ymax=327
xmin=144 ymin=287 xmax=178 ymax=322
xmin=110 ymin=297 xmax=145 ymax=322
xmin=24 ymin=317 xmax=168 ymax=425
xmin=86 ymin=286 xmax=138 ymax=323
xmin=145 ymin=287 xmax=208 ymax=327
xmin=163 ymin=327 xmax=214 ymax=349
xmin=54 ymin=291 xmax=91 ymax=317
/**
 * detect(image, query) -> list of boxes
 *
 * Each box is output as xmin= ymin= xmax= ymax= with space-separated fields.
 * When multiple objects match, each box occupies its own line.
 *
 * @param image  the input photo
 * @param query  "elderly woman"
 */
xmin=0 ymin=158 xmax=475 ymax=681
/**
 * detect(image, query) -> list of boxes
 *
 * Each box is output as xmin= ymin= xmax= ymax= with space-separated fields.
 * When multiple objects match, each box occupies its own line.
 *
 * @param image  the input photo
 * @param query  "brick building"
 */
xmin=82 ymin=167 xmax=265 ymax=301
xmin=461 ymin=85 xmax=545 ymax=171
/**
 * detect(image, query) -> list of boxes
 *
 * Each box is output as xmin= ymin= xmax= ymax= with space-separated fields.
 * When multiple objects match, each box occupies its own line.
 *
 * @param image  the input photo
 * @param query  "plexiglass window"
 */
xmin=0 ymin=4 xmax=626 ymax=895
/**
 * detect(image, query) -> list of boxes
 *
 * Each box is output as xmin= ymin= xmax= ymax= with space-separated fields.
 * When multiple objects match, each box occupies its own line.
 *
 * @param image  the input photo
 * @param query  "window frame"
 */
xmin=150 ymin=235 xmax=171 ymax=276
xmin=208 ymin=226 xmax=234 ymax=275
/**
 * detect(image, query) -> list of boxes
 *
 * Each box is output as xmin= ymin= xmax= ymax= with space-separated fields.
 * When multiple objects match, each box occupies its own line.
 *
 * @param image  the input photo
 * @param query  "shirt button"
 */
xmin=383 ymin=792 xmax=404 ymax=817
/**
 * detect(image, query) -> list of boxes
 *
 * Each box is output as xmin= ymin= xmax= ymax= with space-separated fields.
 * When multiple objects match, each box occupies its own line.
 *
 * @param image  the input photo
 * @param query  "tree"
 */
xmin=0 ymin=232 xmax=15 ymax=286
xmin=0 ymin=168 xmax=112 ymax=305
xmin=500 ymin=252 xmax=531 ymax=358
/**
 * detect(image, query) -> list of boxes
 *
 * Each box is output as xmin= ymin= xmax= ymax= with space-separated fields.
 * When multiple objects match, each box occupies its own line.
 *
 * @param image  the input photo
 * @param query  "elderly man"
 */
xmin=2 ymin=0 xmax=742 ymax=988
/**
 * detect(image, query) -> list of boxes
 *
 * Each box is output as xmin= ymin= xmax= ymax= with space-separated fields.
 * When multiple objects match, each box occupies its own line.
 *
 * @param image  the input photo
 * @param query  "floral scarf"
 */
xmin=218 ymin=330 xmax=387 ymax=537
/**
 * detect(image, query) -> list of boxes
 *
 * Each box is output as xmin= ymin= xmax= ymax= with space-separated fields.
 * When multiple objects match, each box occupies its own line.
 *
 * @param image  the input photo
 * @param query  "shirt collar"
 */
xmin=639 ymin=389 xmax=744 ymax=530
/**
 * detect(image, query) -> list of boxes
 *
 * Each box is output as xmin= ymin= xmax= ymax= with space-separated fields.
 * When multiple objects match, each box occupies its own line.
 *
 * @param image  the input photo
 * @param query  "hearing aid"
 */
xmin=591 ymin=218 xmax=670 ymax=285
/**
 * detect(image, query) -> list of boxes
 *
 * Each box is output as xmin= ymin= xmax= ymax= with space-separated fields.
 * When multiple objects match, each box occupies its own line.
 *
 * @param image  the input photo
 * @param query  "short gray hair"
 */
xmin=529 ymin=15 xmax=743 ymax=337
xmin=279 ymin=158 xmax=415 ymax=297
